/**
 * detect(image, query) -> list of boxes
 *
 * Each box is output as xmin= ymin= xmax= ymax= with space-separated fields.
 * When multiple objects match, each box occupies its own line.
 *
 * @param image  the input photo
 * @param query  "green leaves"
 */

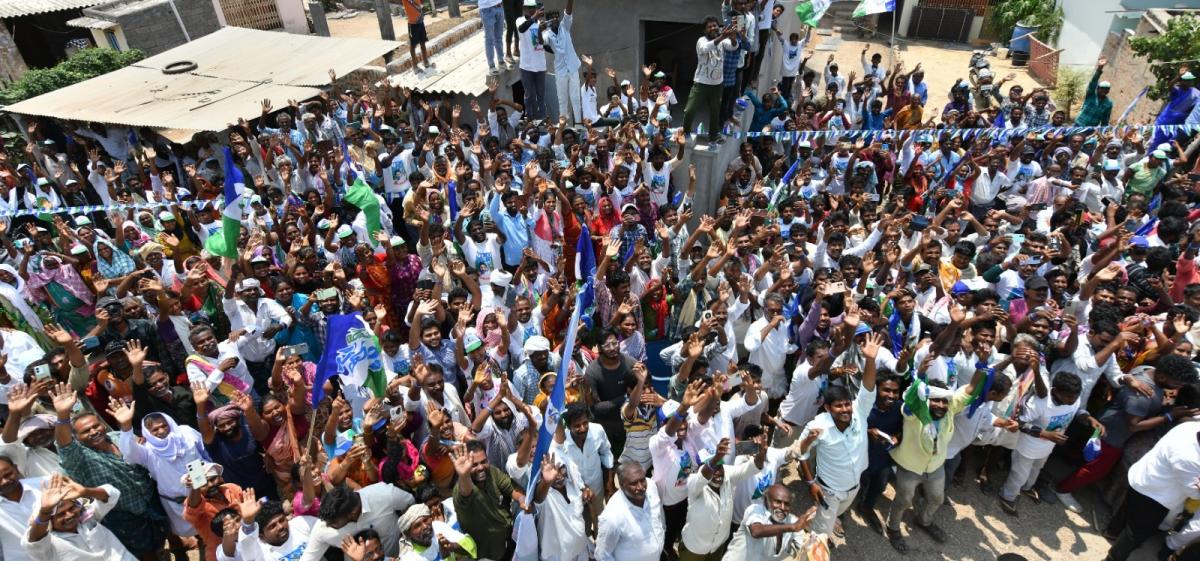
xmin=989 ymin=0 xmax=1063 ymax=45
xmin=0 ymin=47 xmax=144 ymax=105
xmin=1053 ymin=67 xmax=1089 ymax=118
xmin=1129 ymin=15 xmax=1200 ymax=101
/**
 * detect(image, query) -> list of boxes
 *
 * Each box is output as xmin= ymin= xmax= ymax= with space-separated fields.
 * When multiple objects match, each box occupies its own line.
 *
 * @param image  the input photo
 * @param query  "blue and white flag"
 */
xmin=853 ymin=0 xmax=894 ymax=17
xmin=312 ymin=313 xmax=388 ymax=407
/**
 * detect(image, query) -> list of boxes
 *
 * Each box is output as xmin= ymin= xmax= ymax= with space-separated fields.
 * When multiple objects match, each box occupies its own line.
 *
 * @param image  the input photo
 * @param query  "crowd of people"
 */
xmin=1 ymin=1 xmax=1200 ymax=561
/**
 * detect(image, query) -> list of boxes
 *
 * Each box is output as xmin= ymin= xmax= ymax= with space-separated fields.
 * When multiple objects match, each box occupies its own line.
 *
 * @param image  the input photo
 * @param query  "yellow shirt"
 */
xmin=889 ymin=386 xmax=972 ymax=474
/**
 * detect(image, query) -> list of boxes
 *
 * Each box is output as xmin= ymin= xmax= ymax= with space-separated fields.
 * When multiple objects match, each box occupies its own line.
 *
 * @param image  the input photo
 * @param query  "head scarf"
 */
xmin=206 ymin=404 xmax=243 ymax=425
xmin=0 ymin=264 xmax=43 ymax=331
xmin=121 ymin=219 xmax=153 ymax=250
xmin=397 ymin=503 xmax=432 ymax=533
xmin=93 ymin=238 xmax=136 ymax=279
xmin=24 ymin=254 xmax=94 ymax=306
xmin=142 ymin=413 xmax=206 ymax=461
xmin=475 ymin=307 xmax=504 ymax=349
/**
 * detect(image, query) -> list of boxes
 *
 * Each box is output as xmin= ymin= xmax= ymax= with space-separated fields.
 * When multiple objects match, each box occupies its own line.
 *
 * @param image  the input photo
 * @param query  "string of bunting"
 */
xmin=696 ymin=122 xmax=1200 ymax=143
xmin=0 ymin=198 xmax=215 ymax=219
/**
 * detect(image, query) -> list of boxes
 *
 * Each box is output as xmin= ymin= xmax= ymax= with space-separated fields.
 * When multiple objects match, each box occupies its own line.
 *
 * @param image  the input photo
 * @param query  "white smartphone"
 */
xmin=828 ymin=281 xmax=846 ymax=294
xmin=34 ymin=364 xmax=51 ymax=381
xmin=185 ymin=460 xmax=207 ymax=489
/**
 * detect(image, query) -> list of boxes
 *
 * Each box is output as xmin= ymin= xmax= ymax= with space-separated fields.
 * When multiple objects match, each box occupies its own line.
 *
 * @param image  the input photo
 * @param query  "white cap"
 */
xmin=336 ymin=224 xmax=354 ymax=238
xmin=491 ymin=269 xmax=513 ymax=288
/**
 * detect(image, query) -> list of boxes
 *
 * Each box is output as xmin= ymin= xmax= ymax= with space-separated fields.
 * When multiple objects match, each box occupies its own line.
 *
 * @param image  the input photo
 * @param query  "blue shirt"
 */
xmin=488 ymin=193 xmax=537 ymax=266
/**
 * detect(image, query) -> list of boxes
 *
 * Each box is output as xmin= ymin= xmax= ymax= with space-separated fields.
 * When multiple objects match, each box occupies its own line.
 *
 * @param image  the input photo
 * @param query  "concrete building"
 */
xmin=1057 ymin=0 xmax=1187 ymax=69
xmin=1099 ymin=8 xmax=1200 ymax=126
xmin=67 ymin=0 xmax=221 ymax=56
xmin=0 ymin=0 xmax=102 ymax=79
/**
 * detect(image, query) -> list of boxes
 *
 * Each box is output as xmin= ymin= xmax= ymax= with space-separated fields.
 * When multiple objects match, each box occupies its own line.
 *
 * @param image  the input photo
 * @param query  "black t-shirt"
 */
xmin=584 ymin=354 xmax=635 ymax=430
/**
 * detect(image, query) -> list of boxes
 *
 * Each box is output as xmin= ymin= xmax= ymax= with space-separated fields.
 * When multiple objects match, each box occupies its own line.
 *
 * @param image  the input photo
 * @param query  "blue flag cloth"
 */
xmin=576 ymin=224 xmax=597 ymax=314
xmin=886 ymin=307 xmax=907 ymax=355
xmin=340 ymin=137 xmax=357 ymax=184
xmin=312 ymin=313 xmax=360 ymax=407
xmin=525 ymin=291 xmax=581 ymax=496
xmin=966 ymin=364 xmax=995 ymax=417
xmin=447 ymin=180 xmax=459 ymax=221
xmin=1136 ymin=217 xmax=1158 ymax=237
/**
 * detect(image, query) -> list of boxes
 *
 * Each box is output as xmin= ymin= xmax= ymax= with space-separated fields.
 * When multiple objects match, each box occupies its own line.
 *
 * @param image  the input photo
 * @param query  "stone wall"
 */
xmin=87 ymin=0 xmax=221 ymax=56
xmin=1097 ymin=9 xmax=1172 ymax=126
xmin=0 ymin=24 xmax=28 ymax=83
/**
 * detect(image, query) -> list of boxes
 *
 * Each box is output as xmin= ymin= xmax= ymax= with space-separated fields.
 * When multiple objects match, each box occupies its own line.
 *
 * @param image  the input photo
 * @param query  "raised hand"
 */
xmin=50 ymin=382 xmax=77 ymax=417
xmin=541 ymin=452 xmax=563 ymax=483
xmin=190 ymin=380 xmax=210 ymax=405
xmin=45 ymin=323 xmax=75 ymax=346
xmin=124 ymin=340 xmax=147 ymax=369
xmin=449 ymin=443 xmax=473 ymax=477
xmin=106 ymin=396 xmax=135 ymax=429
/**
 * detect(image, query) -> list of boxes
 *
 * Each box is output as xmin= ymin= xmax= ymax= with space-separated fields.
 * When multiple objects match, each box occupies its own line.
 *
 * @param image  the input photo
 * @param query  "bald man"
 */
xmin=723 ymin=484 xmax=815 ymax=561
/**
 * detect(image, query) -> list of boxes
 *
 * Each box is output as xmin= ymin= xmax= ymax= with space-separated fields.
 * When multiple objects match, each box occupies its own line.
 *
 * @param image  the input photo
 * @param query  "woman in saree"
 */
xmin=0 ymin=264 xmax=51 ymax=348
xmin=386 ymin=234 xmax=422 ymax=329
xmin=92 ymin=237 xmax=137 ymax=283
xmin=355 ymin=237 xmax=398 ymax=329
xmin=262 ymin=361 xmax=310 ymax=497
xmin=20 ymin=249 xmax=96 ymax=336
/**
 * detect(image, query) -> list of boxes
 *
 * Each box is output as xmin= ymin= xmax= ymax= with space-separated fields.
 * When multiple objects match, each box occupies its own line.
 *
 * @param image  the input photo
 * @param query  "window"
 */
xmin=105 ymin=30 xmax=120 ymax=51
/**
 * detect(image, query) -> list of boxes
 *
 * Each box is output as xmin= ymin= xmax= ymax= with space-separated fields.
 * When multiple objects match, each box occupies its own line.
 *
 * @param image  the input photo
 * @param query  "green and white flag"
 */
xmin=852 ymin=0 xmax=895 ymax=18
xmin=203 ymin=147 xmax=245 ymax=259
xmin=795 ymin=0 xmax=831 ymax=27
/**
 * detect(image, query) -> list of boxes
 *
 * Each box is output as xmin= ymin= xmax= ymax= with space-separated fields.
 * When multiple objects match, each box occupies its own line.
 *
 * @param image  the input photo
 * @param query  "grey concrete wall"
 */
xmin=92 ymin=0 xmax=220 ymax=56
xmin=535 ymin=0 xmax=710 ymax=88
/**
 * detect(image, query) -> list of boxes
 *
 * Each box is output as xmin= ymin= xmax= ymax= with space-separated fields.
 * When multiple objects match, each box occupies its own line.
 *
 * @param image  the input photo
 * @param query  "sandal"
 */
xmin=977 ymin=473 xmax=995 ymax=494
xmin=918 ymin=523 xmax=947 ymax=543
xmin=1021 ymin=487 xmax=1042 ymax=504
xmin=887 ymin=529 xmax=909 ymax=554
xmin=999 ymin=496 xmax=1018 ymax=516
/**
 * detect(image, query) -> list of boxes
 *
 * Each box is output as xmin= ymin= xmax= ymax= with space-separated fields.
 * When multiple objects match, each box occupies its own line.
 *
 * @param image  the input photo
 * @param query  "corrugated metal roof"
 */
xmin=66 ymin=15 xmax=117 ymax=29
xmin=387 ymin=31 xmax=492 ymax=97
xmin=135 ymin=26 xmax=401 ymax=87
xmin=0 ymin=0 xmax=103 ymax=19
xmin=3 ymin=27 xmax=401 ymax=132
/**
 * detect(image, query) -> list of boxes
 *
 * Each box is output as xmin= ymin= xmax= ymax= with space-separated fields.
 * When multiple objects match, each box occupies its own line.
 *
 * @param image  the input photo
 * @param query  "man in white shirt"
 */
xmin=1104 ymin=422 xmax=1200 ymax=561
xmin=744 ymin=293 xmax=799 ymax=400
xmin=299 ymin=483 xmax=415 ymax=561
xmin=795 ymin=342 xmax=879 ymax=536
xmin=217 ymin=499 xmax=315 ymax=561
xmin=532 ymin=452 xmax=589 ymax=561
xmin=683 ymin=17 xmax=738 ymax=143
xmin=516 ymin=0 xmax=548 ymax=119
xmin=680 ymin=437 xmax=763 ymax=559
xmin=650 ymin=389 xmax=701 ymax=560
xmin=221 ymin=277 xmax=291 ymax=393
xmin=23 ymin=477 xmax=132 ymax=561
xmin=541 ymin=0 xmax=581 ymax=124
xmin=1050 ymin=319 xmax=1151 ymax=405
xmin=553 ymin=404 xmax=615 ymax=528
xmin=723 ymin=484 xmax=814 ymax=561
xmin=0 ymin=456 xmax=42 ymax=561
xmin=595 ymin=462 xmax=665 ymax=561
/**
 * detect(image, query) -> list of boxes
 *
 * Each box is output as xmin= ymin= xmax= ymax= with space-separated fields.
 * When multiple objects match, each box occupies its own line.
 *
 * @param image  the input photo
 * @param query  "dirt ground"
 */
xmin=777 ymin=452 xmax=1164 ymax=561
xmin=808 ymin=32 xmax=1049 ymax=117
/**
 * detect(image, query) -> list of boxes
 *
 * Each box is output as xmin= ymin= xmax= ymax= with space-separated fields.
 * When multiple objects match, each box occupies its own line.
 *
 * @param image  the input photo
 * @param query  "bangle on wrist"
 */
xmin=1165 ymin=412 xmax=1175 ymax=423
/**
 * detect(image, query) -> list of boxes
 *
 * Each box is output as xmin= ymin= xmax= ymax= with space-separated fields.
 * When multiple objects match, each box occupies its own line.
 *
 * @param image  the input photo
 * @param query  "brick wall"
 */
xmin=1096 ymin=12 xmax=1166 ymax=126
xmin=1028 ymin=35 xmax=1058 ymax=88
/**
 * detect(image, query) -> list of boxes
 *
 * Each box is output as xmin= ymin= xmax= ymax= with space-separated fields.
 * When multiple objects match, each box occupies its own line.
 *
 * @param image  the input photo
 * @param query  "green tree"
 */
xmin=0 ymin=47 xmax=143 ymax=105
xmin=1053 ymin=67 xmax=1088 ymax=118
xmin=1129 ymin=14 xmax=1200 ymax=101
xmin=990 ymin=0 xmax=1063 ymax=45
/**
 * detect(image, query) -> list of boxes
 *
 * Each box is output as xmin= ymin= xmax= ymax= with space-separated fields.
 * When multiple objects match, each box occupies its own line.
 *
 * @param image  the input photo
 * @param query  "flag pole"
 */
xmin=889 ymin=6 xmax=897 ymax=68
